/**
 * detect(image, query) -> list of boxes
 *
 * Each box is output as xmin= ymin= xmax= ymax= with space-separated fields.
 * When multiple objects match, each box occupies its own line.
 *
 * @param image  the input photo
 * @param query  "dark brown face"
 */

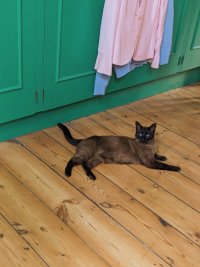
xmin=135 ymin=121 xmax=157 ymax=143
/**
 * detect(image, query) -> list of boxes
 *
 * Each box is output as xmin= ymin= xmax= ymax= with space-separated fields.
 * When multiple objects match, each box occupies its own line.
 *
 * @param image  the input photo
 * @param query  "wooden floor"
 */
xmin=0 ymin=84 xmax=200 ymax=267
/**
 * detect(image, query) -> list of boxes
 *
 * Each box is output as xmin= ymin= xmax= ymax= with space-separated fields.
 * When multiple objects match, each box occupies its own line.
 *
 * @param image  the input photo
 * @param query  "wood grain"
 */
xmin=0 ymin=164 xmax=108 ymax=267
xmin=0 ymin=83 xmax=200 ymax=267
xmin=45 ymin=124 xmax=200 ymax=267
xmin=0 ymin=214 xmax=47 ymax=267
xmin=0 ymin=141 xmax=167 ymax=267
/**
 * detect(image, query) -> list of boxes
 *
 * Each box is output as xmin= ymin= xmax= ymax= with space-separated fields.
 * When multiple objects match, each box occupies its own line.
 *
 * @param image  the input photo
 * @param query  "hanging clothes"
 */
xmin=94 ymin=61 xmax=147 ymax=96
xmin=95 ymin=0 xmax=168 ymax=76
xmin=94 ymin=0 xmax=173 ymax=96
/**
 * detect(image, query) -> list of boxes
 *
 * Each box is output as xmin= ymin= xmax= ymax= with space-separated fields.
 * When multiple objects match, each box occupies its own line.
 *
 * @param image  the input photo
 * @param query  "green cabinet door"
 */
xmin=180 ymin=1 xmax=200 ymax=71
xmin=43 ymin=0 xmax=104 ymax=111
xmin=0 ymin=0 xmax=37 ymax=124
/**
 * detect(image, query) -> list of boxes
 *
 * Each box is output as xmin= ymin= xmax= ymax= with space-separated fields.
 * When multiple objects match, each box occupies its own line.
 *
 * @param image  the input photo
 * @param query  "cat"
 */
xmin=57 ymin=121 xmax=181 ymax=180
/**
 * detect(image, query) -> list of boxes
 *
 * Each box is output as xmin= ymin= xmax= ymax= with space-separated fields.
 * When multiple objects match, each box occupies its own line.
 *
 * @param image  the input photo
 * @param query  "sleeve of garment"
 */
xmin=94 ymin=72 xmax=110 ymax=96
xmin=94 ymin=0 xmax=122 ymax=76
xmin=114 ymin=60 xmax=147 ymax=78
xmin=151 ymin=0 xmax=168 ymax=69
xmin=159 ymin=0 xmax=174 ymax=65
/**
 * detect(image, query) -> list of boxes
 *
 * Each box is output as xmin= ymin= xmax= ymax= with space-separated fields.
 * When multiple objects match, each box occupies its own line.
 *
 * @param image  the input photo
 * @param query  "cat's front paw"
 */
xmin=65 ymin=167 xmax=72 ymax=177
xmin=88 ymin=173 xmax=96 ymax=180
xmin=171 ymin=166 xmax=181 ymax=172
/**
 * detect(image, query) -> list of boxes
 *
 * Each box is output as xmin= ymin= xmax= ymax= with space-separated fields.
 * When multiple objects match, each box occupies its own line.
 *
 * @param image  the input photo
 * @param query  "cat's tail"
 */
xmin=57 ymin=123 xmax=82 ymax=146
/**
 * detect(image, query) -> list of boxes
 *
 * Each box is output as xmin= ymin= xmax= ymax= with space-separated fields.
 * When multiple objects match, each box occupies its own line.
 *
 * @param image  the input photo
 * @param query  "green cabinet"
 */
xmin=42 ymin=0 xmax=200 ymax=109
xmin=180 ymin=0 xmax=200 ymax=71
xmin=0 ymin=0 xmax=200 ymax=127
xmin=0 ymin=0 xmax=37 ymax=124
xmin=43 ymin=0 xmax=198 ymax=107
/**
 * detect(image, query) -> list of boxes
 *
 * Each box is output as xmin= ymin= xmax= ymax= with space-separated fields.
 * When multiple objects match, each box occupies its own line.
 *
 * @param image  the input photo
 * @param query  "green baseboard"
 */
xmin=1 ymin=67 xmax=200 ymax=142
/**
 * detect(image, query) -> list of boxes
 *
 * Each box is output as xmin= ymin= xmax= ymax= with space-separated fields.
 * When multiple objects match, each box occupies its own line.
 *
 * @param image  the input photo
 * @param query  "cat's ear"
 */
xmin=149 ymin=123 xmax=157 ymax=134
xmin=135 ymin=121 xmax=142 ymax=131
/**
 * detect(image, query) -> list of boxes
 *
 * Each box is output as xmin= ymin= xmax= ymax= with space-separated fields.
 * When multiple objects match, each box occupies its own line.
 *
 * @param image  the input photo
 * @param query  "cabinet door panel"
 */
xmin=0 ymin=0 xmax=36 ymax=124
xmin=181 ymin=2 xmax=200 ymax=71
xmin=43 ymin=0 xmax=104 ymax=110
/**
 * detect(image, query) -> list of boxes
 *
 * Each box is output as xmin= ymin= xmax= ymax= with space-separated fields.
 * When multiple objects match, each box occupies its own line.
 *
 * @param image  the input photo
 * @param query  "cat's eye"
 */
xmin=139 ymin=133 xmax=143 ymax=137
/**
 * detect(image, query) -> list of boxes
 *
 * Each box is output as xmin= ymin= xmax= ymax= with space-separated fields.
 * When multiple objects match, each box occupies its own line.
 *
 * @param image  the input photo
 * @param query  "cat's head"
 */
xmin=135 ymin=121 xmax=156 ymax=143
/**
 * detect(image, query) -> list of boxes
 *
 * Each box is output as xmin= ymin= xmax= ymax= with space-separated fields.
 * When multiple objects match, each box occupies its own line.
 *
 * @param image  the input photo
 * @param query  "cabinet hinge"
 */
xmin=35 ymin=90 xmax=38 ymax=103
xmin=178 ymin=56 xmax=184 ymax=66
xmin=42 ymin=90 xmax=45 ymax=103
xmin=178 ymin=56 xmax=182 ymax=65
xmin=181 ymin=55 xmax=185 ymax=65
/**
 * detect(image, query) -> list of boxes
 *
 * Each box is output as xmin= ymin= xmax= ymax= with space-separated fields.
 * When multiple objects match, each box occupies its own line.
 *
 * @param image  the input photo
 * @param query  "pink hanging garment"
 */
xmin=95 ymin=0 xmax=168 ymax=76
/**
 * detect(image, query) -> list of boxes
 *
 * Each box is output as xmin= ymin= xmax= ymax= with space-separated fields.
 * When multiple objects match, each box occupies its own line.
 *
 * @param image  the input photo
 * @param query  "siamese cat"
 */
xmin=58 ymin=122 xmax=181 ymax=180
